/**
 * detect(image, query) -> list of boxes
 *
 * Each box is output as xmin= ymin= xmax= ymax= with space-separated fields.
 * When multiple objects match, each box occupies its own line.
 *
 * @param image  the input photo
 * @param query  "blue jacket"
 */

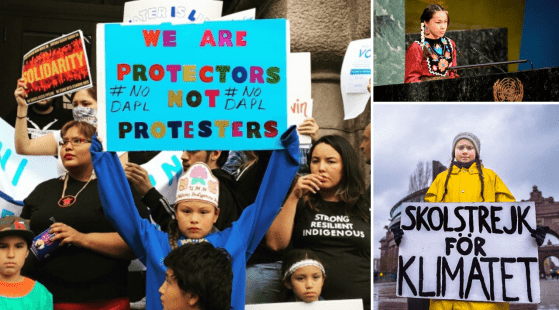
xmin=90 ymin=127 xmax=299 ymax=310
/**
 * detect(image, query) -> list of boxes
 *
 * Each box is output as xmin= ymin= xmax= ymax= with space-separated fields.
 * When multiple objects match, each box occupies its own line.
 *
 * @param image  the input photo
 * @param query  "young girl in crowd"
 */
xmin=89 ymin=126 xmax=299 ymax=310
xmin=281 ymin=249 xmax=326 ymax=302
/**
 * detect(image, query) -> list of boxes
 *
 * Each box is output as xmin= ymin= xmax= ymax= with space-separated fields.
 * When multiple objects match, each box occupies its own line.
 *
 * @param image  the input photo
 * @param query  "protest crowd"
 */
xmin=0 ymin=32 xmax=371 ymax=310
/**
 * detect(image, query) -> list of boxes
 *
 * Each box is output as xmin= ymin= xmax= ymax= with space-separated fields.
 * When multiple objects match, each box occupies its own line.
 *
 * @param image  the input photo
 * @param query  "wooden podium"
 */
xmin=374 ymin=67 xmax=559 ymax=101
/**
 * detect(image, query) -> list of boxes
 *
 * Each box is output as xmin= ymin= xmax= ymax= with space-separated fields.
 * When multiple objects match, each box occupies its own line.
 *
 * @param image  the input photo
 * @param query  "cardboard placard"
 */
xmin=287 ymin=52 xmax=312 ymax=145
xmin=397 ymin=202 xmax=540 ymax=303
xmin=123 ymin=0 xmax=223 ymax=24
xmin=22 ymin=30 xmax=92 ymax=104
xmin=97 ymin=20 xmax=289 ymax=151
xmin=340 ymin=38 xmax=370 ymax=120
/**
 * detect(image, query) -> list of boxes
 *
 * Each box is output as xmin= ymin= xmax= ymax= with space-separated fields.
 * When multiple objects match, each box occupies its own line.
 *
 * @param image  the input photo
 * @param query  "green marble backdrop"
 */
xmin=374 ymin=0 xmax=405 ymax=86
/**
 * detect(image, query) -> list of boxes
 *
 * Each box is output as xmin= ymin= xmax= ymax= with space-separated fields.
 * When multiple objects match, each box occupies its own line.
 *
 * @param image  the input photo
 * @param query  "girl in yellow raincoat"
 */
xmin=392 ymin=132 xmax=548 ymax=310
xmin=425 ymin=132 xmax=513 ymax=310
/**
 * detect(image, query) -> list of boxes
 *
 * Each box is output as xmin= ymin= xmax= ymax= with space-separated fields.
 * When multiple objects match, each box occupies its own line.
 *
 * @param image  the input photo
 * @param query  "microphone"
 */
xmin=471 ymin=46 xmax=506 ymax=74
xmin=454 ymin=45 xmax=478 ymax=77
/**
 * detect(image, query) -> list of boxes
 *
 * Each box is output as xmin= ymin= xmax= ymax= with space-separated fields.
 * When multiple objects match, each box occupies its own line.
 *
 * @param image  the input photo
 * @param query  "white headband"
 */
xmin=283 ymin=259 xmax=326 ymax=279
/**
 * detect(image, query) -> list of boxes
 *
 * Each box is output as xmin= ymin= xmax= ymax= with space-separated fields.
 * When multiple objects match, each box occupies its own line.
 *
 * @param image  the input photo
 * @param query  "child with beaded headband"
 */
xmin=281 ymin=249 xmax=326 ymax=302
xmin=90 ymin=126 xmax=300 ymax=310
xmin=405 ymin=4 xmax=460 ymax=83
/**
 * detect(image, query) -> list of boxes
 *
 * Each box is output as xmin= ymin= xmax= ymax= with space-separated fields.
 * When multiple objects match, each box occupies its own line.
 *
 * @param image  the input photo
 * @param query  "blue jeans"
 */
xmin=245 ymin=261 xmax=284 ymax=304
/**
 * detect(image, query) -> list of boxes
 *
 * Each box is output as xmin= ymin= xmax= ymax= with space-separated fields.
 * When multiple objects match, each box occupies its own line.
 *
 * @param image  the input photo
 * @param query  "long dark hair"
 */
xmin=305 ymin=135 xmax=369 ymax=223
xmin=420 ymin=4 xmax=450 ymax=59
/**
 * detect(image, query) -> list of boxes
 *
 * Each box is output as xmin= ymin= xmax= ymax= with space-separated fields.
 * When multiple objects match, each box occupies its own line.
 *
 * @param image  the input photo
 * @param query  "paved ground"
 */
xmin=374 ymin=280 xmax=559 ymax=310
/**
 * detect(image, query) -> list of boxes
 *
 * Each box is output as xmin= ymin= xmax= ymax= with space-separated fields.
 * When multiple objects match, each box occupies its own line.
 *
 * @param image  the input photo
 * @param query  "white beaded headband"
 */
xmin=283 ymin=259 xmax=326 ymax=279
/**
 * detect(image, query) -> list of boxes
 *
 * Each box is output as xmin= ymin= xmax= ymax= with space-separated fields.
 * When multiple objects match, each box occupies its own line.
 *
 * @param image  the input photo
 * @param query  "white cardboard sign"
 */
xmin=397 ymin=202 xmax=540 ymax=303
xmin=123 ymin=0 xmax=223 ymax=24
xmin=287 ymin=52 xmax=313 ymax=145
xmin=246 ymin=299 xmax=363 ymax=310
xmin=340 ymin=38 xmax=370 ymax=120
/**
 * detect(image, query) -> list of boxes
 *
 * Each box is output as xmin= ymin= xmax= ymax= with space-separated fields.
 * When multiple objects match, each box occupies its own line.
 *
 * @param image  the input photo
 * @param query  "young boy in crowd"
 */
xmin=159 ymin=242 xmax=232 ymax=310
xmin=0 ymin=216 xmax=53 ymax=309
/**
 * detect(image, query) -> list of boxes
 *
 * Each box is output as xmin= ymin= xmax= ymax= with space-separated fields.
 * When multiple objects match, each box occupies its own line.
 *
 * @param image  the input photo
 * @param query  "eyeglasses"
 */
xmin=59 ymin=138 xmax=92 ymax=147
xmin=456 ymin=145 xmax=474 ymax=151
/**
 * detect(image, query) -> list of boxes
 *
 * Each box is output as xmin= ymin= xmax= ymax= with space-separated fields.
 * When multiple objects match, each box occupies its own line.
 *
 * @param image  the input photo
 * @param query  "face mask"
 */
xmin=72 ymin=106 xmax=97 ymax=127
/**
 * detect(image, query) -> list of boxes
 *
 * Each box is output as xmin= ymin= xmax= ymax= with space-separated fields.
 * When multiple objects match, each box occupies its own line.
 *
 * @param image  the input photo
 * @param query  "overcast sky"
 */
xmin=373 ymin=104 xmax=559 ymax=258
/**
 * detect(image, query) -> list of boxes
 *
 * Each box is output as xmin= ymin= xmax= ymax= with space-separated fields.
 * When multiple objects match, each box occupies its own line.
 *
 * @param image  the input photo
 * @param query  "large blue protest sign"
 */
xmin=97 ymin=20 xmax=289 ymax=151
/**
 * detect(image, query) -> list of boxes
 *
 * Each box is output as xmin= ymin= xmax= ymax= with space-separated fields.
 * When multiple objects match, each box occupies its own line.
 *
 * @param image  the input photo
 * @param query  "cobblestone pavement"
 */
xmin=374 ymin=280 xmax=559 ymax=310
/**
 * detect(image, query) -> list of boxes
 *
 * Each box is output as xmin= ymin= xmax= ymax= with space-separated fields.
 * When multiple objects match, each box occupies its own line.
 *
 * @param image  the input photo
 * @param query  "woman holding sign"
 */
xmin=14 ymin=78 xmax=99 ymax=175
xmin=266 ymin=135 xmax=371 ymax=309
xmin=418 ymin=132 xmax=520 ymax=310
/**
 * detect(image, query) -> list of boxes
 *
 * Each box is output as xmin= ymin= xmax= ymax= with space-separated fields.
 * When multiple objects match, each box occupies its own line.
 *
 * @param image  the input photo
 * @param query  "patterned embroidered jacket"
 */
xmin=405 ymin=37 xmax=460 ymax=83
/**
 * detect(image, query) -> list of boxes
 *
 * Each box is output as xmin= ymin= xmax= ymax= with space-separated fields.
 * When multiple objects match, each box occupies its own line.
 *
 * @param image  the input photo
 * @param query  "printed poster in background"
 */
xmin=22 ymin=30 xmax=93 ymax=104
xmin=397 ymin=202 xmax=540 ymax=303
xmin=0 ymin=119 xmax=58 ymax=217
xmin=97 ymin=20 xmax=289 ymax=151
xmin=287 ymin=53 xmax=313 ymax=146
xmin=123 ymin=0 xmax=223 ymax=24
xmin=340 ymin=38 xmax=371 ymax=120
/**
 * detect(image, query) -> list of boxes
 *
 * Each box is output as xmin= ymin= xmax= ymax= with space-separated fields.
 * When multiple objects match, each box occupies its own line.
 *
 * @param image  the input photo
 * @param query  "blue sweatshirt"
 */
xmin=90 ymin=127 xmax=299 ymax=310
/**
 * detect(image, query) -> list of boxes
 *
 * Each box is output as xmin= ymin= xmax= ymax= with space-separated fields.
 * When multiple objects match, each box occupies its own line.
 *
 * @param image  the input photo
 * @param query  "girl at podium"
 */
xmin=405 ymin=4 xmax=459 ymax=83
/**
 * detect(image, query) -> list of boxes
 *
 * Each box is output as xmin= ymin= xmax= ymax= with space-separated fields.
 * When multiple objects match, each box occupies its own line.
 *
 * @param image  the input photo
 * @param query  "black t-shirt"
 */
xmin=21 ymin=176 xmax=150 ymax=303
xmin=7 ymin=103 xmax=73 ymax=139
xmin=213 ymin=168 xmax=244 ymax=231
xmin=293 ymin=199 xmax=371 ymax=309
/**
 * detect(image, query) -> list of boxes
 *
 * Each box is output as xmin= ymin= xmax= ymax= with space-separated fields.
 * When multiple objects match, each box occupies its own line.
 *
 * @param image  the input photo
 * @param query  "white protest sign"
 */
xmin=287 ymin=52 xmax=313 ymax=145
xmin=0 ymin=119 xmax=58 ymax=217
xmin=123 ymin=0 xmax=223 ymax=24
xmin=246 ymin=299 xmax=363 ymax=310
xmin=218 ymin=8 xmax=256 ymax=21
xmin=140 ymin=150 xmax=183 ymax=204
xmin=397 ymin=202 xmax=540 ymax=303
xmin=340 ymin=38 xmax=370 ymax=120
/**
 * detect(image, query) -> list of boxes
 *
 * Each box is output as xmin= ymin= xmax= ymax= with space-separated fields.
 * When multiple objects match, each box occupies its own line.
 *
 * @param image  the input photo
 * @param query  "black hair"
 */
xmin=280 ymin=249 xmax=326 ymax=300
xmin=216 ymin=151 xmax=229 ymax=168
xmin=420 ymin=4 xmax=450 ymax=59
xmin=164 ymin=242 xmax=233 ymax=310
xmin=305 ymin=135 xmax=369 ymax=223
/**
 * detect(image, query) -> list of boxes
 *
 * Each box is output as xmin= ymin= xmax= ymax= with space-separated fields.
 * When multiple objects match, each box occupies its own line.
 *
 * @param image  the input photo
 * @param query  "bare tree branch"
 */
xmin=408 ymin=161 xmax=432 ymax=194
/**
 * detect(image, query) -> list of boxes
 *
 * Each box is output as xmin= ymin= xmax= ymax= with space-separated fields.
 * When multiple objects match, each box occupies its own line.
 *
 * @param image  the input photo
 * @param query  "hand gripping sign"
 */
xmin=397 ymin=202 xmax=540 ymax=303
xmin=97 ymin=20 xmax=289 ymax=152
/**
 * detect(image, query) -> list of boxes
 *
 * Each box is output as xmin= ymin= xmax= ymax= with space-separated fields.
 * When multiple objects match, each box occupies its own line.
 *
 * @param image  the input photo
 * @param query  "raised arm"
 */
xmin=13 ymin=78 xmax=58 ymax=155
xmin=265 ymin=173 xmax=323 ymax=251
xmin=90 ymin=136 xmax=164 ymax=260
xmin=233 ymin=126 xmax=300 ymax=257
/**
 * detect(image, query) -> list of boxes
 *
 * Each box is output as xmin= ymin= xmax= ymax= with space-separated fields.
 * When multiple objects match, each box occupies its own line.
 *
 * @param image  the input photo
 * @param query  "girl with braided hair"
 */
xmin=90 ymin=127 xmax=300 ymax=310
xmin=405 ymin=4 xmax=460 ymax=83
xmin=425 ymin=132 xmax=514 ymax=310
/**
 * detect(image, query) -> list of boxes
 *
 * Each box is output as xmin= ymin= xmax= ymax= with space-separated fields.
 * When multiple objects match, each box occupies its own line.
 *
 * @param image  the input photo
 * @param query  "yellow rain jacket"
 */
xmin=425 ymin=162 xmax=515 ymax=310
